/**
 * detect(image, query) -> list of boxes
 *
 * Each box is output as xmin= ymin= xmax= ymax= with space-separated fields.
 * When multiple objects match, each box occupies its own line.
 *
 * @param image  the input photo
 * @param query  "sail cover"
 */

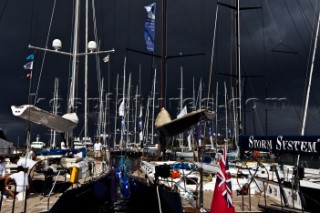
xmin=11 ymin=105 xmax=78 ymax=133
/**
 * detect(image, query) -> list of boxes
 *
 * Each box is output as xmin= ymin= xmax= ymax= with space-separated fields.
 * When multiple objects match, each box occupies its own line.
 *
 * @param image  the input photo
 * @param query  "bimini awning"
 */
xmin=155 ymin=108 xmax=214 ymax=137
xmin=11 ymin=105 xmax=78 ymax=133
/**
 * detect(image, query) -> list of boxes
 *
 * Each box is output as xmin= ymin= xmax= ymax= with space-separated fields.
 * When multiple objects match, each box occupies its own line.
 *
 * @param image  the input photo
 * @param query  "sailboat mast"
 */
xmin=187 ymin=78 xmax=196 ymax=151
xmin=151 ymin=68 xmax=157 ymax=145
xmin=52 ymin=78 xmax=59 ymax=147
xmin=198 ymin=78 xmax=202 ymax=147
xmin=134 ymin=86 xmax=138 ymax=144
xmin=97 ymin=80 xmax=104 ymax=141
xmin=84 ymin=0 xmax=89 ymax=141
xmin=179 ymin=67 xmax=183 ymax=146
xmin=122 ymin=58 xmax=126 ymax=149
xmin=198 ymin=78 xmax=202 ymax=109
xmin=236 ymin=0 xmax=242 ymax=140
xmin=224 ymin=81 xmax=228 ymax=140
xmin=113 ymin=74 xmax=119 ymax=148
xmin=102 ymin=93 xmax=108 ymax=147
xmin=136 ymin=66 xmax=142 ymax=145
xmin=63 ymin=0 xmax=81 ymax=147
xmin=160 ymin=0 xmax=167 ymax=108
xmin=126 ymin=73 xmax=132 ymax=148
xmin=298 ymin=11 xmax=320 ymax=165
xmin=179 ymin=67 xmax=183 ymax=112
xmin=69 ymin=0 xmax=80 ymax=112
xmin=301 ymin=11 xmax=320 ymax=136
xmin=215 ymin=82 xmax=218 ymax=147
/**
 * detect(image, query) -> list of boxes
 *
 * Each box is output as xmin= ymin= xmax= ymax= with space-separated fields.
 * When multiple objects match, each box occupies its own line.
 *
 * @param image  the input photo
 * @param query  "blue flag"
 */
xmin=144 ymin=3 xmax=156 ymax=52
xmin=26 ymin=54 xmax=34 ymax=60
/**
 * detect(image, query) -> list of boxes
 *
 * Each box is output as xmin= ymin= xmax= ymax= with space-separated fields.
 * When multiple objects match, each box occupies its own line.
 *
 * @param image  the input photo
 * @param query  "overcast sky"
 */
xmin=1 ymin=0 xmax=320 ymax=145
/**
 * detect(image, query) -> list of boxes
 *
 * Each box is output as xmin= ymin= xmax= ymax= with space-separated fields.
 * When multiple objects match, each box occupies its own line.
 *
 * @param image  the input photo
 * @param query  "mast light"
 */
xmin=88 ymin=41 xmax=97 ymax=52
xmin=52 ymin=39 xmax=62 ymax=51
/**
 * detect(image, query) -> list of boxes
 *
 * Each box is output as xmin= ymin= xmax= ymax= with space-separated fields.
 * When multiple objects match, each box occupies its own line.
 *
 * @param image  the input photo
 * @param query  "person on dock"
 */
xmin=0 ymin=156 xmax=7 ymax=179
xmin=0 ymin=156 xmax=8 ymax=195
xmin=10 ymin=156 xmax=37 ymax=171
xmin=25 ymin=146 xmax=36 ymax=160
xmin=60 ymin=140 xmax=67 ymax=150
xmin=94 ymin=139 xmax=102 ymax=162
xmin=4 ymin=166 xmax=29 ymax=199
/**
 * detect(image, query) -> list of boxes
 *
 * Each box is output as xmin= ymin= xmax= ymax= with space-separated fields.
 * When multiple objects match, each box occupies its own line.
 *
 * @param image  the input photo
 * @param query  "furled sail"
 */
xmin=155 ymin=107 xmax=214 ymax=136
xmin=11 ymin=105 xmax=78 ymax=133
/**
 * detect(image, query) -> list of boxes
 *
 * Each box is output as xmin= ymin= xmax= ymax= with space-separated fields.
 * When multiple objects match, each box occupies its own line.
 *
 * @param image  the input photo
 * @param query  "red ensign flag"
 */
xmin=210 ymin=144 xmax=235 ymax=213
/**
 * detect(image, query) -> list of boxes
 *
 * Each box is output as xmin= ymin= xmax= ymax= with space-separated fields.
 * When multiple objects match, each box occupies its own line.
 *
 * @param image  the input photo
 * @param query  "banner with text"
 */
xmin=239 ymin=135 xmax=320 ymax=155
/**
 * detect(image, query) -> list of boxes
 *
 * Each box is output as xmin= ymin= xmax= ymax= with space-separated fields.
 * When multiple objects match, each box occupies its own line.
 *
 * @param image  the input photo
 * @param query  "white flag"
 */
xmin=177 ymin=105 xmax=187 ymax=118
xmin=119 ymin=100 xmax=125 ymax=116
xmin=139 ymin=106 xmax=143 ymax=118
xmin=103 ymin=54 xmax=110 ymax=63
xmin=23 ymin=61 xmax=33 ymax=69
